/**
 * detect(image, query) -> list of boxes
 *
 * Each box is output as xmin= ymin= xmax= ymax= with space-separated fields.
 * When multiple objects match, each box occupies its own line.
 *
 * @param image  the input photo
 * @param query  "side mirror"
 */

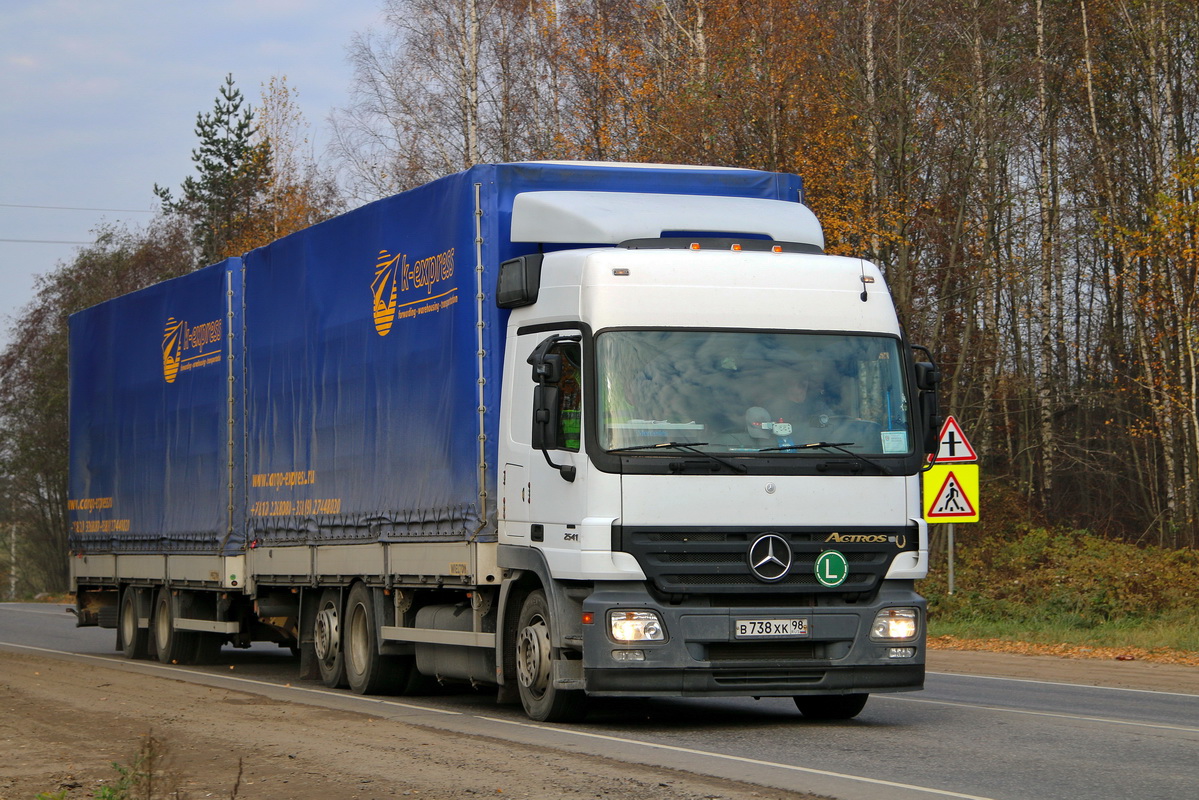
xmin=911 ymin=349 xmax=942 ymax=457
xmin=914 ymin=361 xmax=941 ymax=392
xmin=526 ymin=333 xmax=582 ymax=482
xmin=919 ymin=388 xmax=940 ymax=455
xmin=531 ymin=385 xmax=563 ymax=450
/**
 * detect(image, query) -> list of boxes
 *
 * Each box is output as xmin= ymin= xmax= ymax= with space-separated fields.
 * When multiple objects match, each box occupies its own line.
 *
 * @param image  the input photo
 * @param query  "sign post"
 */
xmin=923 ymin=416 xmax=980 ymax=594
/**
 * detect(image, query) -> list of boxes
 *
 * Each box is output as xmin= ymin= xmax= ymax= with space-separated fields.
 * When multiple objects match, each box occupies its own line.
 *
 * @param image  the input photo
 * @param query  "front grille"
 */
xmin=712 ymin=670 xmax=826 ymax=686
xmin=669 ymin=572 xmax=875 ymax=588
xmin=618 ymin=525 xmax=915 ymax=596
xmin=707 ymin=642 xmax=821 ymax=661
xmin=658 ymin=552 xmax=742 ymax=565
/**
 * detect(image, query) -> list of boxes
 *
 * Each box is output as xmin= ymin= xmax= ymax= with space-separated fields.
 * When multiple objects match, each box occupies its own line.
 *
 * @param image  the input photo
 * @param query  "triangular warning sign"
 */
xmin=936 ymin=416 xmax=977 ymax=462
xmin=927 ymin=470 xmax=977 ymax=519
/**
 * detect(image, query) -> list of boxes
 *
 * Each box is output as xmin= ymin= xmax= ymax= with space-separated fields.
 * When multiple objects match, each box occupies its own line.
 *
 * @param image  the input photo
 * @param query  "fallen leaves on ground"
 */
xmin=928 ymin=635 xmax=1199 ymax=667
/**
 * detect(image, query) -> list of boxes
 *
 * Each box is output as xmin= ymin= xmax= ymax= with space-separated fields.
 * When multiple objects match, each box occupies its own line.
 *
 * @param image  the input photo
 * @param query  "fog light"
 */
xmin=612 ymin=649 xmax=645 ymax=662
xmin=888 ymin=647 xmax=917 ymax=659
xmin=870 ymin=607 xmax=918 ymax=641
xmin=608 ymin=610 xmax=666 ymax=642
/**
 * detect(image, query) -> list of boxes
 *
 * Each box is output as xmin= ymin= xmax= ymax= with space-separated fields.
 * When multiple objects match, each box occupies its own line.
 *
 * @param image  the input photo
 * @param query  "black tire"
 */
xmin=401 ymin=668 xmax=441 ymax=696
xmin=344 ymin=583 xmax=410 ymax=695
xmin=314 ymin=589 xmax=347 ymax=688
xmin=119 ymin=588 xmax=150 ymax=659
xmin=793 ymin=693 xmax=869 ymax=720
xmin=514 ymin=590 xmax=587 ymax=722
xmin=97 ymin=603 xmax=119 ymax=629
xmin=191 ymin=633 xmax=225 ymax=665
xmin=153 ymin=587 xmax=198 ymax=665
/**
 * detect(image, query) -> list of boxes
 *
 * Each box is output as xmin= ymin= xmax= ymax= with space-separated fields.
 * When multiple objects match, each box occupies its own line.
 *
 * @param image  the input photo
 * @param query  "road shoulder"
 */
xmin=928 ymin=647 xmax=1199 ymax=694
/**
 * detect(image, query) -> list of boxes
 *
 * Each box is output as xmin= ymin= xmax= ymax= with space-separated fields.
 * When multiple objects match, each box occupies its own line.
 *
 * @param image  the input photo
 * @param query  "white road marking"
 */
xmin=0 ymin=641 xmax=465 ymax=717
xmin=881 ymin=693 xmax=1199 ymax=734
xmin=0 ymin=604 xmax=75 ymax=617
xmin=927 ymin=669 xmax=1199 ymax=698
xmin=473 ymin=713 xmax=1000 ymax=800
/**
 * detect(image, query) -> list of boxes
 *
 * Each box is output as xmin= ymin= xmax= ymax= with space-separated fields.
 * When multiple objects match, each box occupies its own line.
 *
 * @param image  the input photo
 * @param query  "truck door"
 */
xmin=521 ymin=331 xmax=590 ymax=547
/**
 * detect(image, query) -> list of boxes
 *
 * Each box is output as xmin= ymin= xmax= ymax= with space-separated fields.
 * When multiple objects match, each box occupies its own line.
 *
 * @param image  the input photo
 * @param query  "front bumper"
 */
xmin=579 ymin=582 xmax=925 ymax=697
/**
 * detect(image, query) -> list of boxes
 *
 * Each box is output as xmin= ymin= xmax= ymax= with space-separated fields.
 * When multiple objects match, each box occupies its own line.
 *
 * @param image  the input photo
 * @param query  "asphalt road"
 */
xmin=3 ymin=602 xmax=1197 ymax=800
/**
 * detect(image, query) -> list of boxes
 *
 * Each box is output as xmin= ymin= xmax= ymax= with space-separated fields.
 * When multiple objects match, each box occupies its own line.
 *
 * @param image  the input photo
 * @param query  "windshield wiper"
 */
xmin=608 ymin=442 xmax=747 ymax=474
xmin=758 ymin=441 xmax=888 ymax=474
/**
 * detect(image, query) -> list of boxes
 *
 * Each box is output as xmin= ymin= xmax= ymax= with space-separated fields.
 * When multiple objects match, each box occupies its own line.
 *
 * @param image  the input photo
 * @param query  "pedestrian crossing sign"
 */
xmin=923 ymin=464 xmax=980 ymax=522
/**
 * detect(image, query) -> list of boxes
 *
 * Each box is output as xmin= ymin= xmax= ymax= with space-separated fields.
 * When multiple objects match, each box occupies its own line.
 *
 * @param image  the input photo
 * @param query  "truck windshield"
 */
xmin=596 ymin=330 xmax=913 ymax=456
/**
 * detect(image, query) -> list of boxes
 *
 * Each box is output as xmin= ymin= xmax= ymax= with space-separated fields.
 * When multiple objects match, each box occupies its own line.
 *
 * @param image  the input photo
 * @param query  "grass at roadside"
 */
xmin=920 ymin=523 xmax=1199 ymax=666
xmin=929 ymin=609 xmax=1199 ymax=652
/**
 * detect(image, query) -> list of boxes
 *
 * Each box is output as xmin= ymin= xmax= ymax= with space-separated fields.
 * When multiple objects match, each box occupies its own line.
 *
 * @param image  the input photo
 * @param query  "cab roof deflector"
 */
xmin=510 ymin=191 xmax=825 ymax=250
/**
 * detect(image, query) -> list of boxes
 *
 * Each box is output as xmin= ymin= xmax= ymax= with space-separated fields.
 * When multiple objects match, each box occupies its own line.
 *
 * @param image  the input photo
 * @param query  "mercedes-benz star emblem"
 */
xmin=748 ymin=533 xmax=792 ymax=582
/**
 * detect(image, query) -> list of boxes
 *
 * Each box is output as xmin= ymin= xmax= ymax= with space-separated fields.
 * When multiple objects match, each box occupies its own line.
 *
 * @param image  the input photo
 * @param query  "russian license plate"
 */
xmin=734 ymin=618 xmax=809 ymax=638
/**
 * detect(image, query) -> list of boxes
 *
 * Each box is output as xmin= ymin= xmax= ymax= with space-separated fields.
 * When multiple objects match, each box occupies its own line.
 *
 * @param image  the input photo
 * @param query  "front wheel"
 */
xmin=514 ymin=590 xmax=586 ymax=722
xmin=793 ymin=693 xmax=869 ymax=720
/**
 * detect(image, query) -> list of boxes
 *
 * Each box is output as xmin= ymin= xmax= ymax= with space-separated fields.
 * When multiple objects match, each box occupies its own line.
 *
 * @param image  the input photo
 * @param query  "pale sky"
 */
xmin=0 ymin=0 xmax=385 ymax=346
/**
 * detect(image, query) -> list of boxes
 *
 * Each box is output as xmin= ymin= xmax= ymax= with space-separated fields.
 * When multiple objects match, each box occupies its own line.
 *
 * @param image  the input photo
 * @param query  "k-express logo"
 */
xmin=162 ymin=317 xmax=184 ymax=383
xmin=371 ymin=247 xmax=457 ymax=336
xmin=161 ymin=316 xmax=223 ymax=383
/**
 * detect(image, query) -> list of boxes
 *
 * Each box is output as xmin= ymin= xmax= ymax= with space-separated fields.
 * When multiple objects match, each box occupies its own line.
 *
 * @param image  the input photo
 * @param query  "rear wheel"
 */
xmin=793 ymin=693 xmax=869 ymax=720
xmin=314 ymin=589 xmax=346 ymax=688
xmin=153 ymin=587 xmax=198 ymax=665
xmin=514 ymin=590 xmax=587 ymax=722
xmin=344 ymin=583 xmax=410 ymax=695
xmin=119 ymin=588 xmax=149 ymax=659
xmin=191 ymin=633 xmax=224 ymax=664
xmin=97 ymin=603 xmax=119 ymax=629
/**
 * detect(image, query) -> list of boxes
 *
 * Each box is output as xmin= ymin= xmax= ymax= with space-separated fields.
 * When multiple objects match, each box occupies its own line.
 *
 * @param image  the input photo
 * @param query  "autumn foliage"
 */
xmin=334 ymin=0 xmax=1199 ymax=548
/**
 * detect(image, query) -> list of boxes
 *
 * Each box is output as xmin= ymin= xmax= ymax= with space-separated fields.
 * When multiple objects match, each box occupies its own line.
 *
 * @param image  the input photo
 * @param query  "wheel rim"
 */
xmin=314 ymin=602 xmax=339 ymax=663
xmin=516 ymin=614 xmax=551 ymax=696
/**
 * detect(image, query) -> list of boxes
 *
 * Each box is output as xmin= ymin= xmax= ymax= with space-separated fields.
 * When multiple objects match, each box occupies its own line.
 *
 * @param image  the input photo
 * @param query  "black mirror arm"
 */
xmin=542 ymin=448 xmax=576 ymax=482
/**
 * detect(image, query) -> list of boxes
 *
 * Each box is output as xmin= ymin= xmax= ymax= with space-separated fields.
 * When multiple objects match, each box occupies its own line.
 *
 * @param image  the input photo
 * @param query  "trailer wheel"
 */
xmin=191 ymin=633 xmax=224 ymax=665
xmin=344 ymin=583 xmax=410 ymax=695
xmin=314 ymin=589 xmax=346 ymax=688
xmin=119 ymin=588 xmax=149 ymax=659
xmin=514 ymin=590 xmax=587 ymax=722
xmin=793 ymin=693 xmax=869 ymax=720
xmin=153 ymin=587 xmax=198 ymax=665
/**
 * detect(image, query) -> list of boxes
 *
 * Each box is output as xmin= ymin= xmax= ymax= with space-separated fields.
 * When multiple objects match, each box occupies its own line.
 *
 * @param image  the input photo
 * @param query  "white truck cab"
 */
xmin=493 ymin=188 xmax=938 ymax=721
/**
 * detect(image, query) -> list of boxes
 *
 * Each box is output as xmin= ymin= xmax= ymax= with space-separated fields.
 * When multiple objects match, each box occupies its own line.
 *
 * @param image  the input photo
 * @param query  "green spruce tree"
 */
xmin=155 ymin=74 xmax=271 ymax=264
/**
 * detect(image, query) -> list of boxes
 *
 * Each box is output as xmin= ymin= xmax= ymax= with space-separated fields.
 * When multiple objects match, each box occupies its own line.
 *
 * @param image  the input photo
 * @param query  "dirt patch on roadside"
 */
xmin=0 ymin=650 xmax=820 ymax=800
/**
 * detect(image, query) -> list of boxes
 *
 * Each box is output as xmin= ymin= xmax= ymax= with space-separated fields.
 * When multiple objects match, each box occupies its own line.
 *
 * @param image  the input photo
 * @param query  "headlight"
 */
xmin=870 ymin=607 xmax=919 ymax=641
xmin=608 ymin=610 xmax=666 ymax=642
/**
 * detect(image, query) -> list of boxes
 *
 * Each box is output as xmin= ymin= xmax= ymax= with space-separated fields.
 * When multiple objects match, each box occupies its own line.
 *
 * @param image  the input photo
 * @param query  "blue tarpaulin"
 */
xmin=67 ymin=162 xmax=805 ymax=555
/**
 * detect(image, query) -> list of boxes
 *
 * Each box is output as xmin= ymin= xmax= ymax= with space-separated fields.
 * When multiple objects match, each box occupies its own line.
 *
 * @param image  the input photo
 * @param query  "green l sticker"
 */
xmin=814 ymin=550 xmax=848 ymax=587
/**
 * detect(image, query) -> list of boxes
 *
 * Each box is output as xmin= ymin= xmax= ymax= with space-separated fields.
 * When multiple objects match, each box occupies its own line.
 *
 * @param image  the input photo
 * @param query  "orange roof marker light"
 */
xmin=690 ymin=242 xmax=701 ymax=250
